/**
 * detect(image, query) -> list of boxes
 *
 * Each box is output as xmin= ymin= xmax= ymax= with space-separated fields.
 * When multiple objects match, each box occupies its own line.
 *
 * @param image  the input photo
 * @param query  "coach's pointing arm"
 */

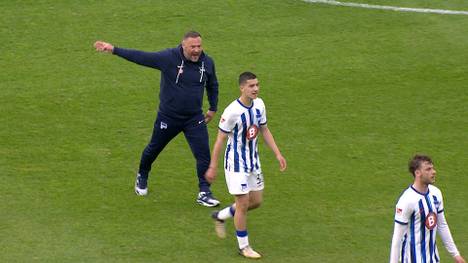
xmin=94 ymin=41 xmax=166 ymax=69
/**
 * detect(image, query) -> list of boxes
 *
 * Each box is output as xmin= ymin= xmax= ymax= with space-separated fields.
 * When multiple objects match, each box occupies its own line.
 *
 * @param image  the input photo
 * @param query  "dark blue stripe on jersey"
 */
xmin=248 ymin=138 xmax=254 ymax=172
xmin=254 ymin=109 xmax=260 ymax=170
xmin=425 ymin=194 xmax=434 ymax=212
xmin=240 ymin=113 xmax=248 ymax=172
xmin=395 ymin=219 xmax=408 ymax=225
xmin=419 ymin=200 xmax=427 ymax=263
xmin=254 ymin=140 xmax=259 ymax=170
xmin=401 ymin=234 xmax=407 ymax=263
xmin=429 ymin=228 xmax=434 ymax=263
xmin=233 ymin=125 xmax=240 ymax=172
xmin=434 ymin=241 xmax=439 ymax=262
xmin=424 ymin=195 xmax=435 ymax=263
xmin=410 ymin=212 xmax=416 ymax=263
xmin=432 ymin=195 xmax=443 ymax=213
xmin=248 ymin=108 xmax=254 ymax=172
xmin=225 ymin=144 xmax=231 ymax=170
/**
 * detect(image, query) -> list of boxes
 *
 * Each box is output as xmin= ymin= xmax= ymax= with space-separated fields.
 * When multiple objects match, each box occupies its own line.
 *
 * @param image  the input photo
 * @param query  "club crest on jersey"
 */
xmin=425 ymin=212 xmax=437 ymax=230
xmin=246 ymin=124 xmax=259 ymax=140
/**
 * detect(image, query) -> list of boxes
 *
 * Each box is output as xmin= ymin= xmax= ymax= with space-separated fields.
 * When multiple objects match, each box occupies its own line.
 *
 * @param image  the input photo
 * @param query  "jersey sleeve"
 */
xmin=394 ymin=195 xmax=412 ymax=225
xmin=389 ymin=222 xmax=408 ymax=263
xmin=259 ymin=99 xmax=267 ymax=125
xmin=435 ymin=190 xmax=444 ymax=214
xmin=218 ymin=106 xmax=236 ymax=133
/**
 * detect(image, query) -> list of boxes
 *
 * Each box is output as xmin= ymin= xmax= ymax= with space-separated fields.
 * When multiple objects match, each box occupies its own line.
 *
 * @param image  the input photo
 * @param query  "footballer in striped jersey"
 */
xmin=389 ymin=155 xmax=465 ymax=263
xmin=205 ymin=72 xmax=287 ymax=259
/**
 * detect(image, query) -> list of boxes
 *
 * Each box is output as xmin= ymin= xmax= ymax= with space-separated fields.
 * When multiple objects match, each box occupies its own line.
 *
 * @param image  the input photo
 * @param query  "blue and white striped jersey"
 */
xmin=218 ymin=98 xmax=267 ymax=173
xmin=394 ymin=184 xmax=444 ymax=263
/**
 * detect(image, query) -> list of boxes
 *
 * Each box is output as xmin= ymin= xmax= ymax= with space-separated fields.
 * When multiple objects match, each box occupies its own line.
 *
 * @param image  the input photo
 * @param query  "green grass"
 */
xmin=1 ymin=0 xmax=467 ymax=262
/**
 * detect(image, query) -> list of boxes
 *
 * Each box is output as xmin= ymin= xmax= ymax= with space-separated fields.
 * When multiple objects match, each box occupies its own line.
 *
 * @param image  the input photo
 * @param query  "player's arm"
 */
xmin=389 ymin=222 xmax=407 ymax=263
xmin=259 ymin=125 xmax=286 ymax=172
xmin=204 ymin=60 xmax=218 ymax=124
xmin=205 ymin=130 xmax=228 ymax=183
xmin=93 ymin=40 xmax=165 ymax=69
xmin=437 ymin=212 xmax=465 ymax=262
xmin=390 ymin=199 xmax=412 ymax=263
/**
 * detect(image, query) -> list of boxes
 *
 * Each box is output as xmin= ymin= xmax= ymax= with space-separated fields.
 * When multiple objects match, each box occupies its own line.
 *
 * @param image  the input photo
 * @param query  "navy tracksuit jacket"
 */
xmin=113 ymin=45 xmax=219 ymax=192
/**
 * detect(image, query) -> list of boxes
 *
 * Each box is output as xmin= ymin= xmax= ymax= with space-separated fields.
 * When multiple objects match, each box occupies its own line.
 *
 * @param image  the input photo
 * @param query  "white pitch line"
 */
xmin=303 ymin=0 xmax=468 ymax=15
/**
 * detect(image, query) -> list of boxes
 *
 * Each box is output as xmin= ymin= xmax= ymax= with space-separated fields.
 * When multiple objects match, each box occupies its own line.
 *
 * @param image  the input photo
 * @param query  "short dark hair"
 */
xmin=183 ymin=31 xmax=201 ymax=39
xmin=239 ymin=71 xmax=257 ymax=86
xmin=408 ymin=154 xmax=433 ymax=177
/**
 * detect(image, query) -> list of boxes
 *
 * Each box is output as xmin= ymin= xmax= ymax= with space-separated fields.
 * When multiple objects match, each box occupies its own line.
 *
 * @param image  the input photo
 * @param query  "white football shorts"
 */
xmin=225 ymin=170 xmax=264 ymax=195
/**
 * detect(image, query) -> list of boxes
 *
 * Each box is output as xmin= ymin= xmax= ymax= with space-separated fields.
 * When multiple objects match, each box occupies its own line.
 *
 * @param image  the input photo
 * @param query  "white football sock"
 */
xmin=218 ymin=205 xmax=235 ymax=220
xmin=236 ymin=230 xmax=249 ymax=249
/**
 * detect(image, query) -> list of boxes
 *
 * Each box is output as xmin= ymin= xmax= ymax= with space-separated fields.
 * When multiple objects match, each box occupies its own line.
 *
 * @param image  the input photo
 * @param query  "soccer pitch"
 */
xmin=1 ymin=0 xmax=467 ymax=262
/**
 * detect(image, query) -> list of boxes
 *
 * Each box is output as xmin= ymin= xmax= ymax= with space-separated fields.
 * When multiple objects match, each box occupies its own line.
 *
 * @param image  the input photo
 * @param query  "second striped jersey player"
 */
xmin=389 ymin=155 xmax=465 ymax=263
xmin=205 ymin=71 xmax=287 ymax=259
xmin=218 ymin=97 xmax=267 ymax=175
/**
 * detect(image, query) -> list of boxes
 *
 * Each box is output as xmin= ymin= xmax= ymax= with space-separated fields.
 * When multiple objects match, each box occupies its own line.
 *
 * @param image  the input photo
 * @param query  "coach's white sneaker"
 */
xmin=211 ymin=211 xmax=226 ymax=238
xmin=196 ymin=191 xmax=220 ymax=207
xmin=239 ymin=246 xmax=262 ymax=259
xmin=134 ymin=173 xmax=148 ymax=196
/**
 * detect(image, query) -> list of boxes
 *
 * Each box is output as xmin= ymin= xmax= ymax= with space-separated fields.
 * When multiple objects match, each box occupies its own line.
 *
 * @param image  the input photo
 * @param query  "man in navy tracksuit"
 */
xmin=94 ymin=31 xmax=220 ymax=207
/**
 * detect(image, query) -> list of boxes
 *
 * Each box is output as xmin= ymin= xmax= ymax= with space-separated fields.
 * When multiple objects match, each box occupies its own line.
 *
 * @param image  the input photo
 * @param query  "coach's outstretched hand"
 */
xmin=94 ymin=41 xmax=114 ymax=53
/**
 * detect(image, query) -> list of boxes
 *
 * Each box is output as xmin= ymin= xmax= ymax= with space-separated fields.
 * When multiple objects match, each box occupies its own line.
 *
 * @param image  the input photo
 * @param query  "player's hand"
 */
xmin=276 ymin=154 xmax=287 ymax=172
xmin=205 ymin=110 xmax=216 ymax=124
xmin=205 ymin=167 xmax=217 ymax=183
xmin=454 ymin=255 xmax=466 ymax=263
xmin=94 ymin=41 xmax=114 ymax=53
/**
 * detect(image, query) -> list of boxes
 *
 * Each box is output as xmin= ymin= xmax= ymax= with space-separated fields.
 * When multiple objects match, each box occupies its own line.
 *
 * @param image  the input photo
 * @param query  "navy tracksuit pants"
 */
xmin=138 ymin=111 xmax=211 ymax=192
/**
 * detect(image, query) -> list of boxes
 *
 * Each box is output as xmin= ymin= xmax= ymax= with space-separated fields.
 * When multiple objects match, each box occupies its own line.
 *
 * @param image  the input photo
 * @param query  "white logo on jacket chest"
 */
xmin=199 ymin=61 xmax=205 ymax=82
